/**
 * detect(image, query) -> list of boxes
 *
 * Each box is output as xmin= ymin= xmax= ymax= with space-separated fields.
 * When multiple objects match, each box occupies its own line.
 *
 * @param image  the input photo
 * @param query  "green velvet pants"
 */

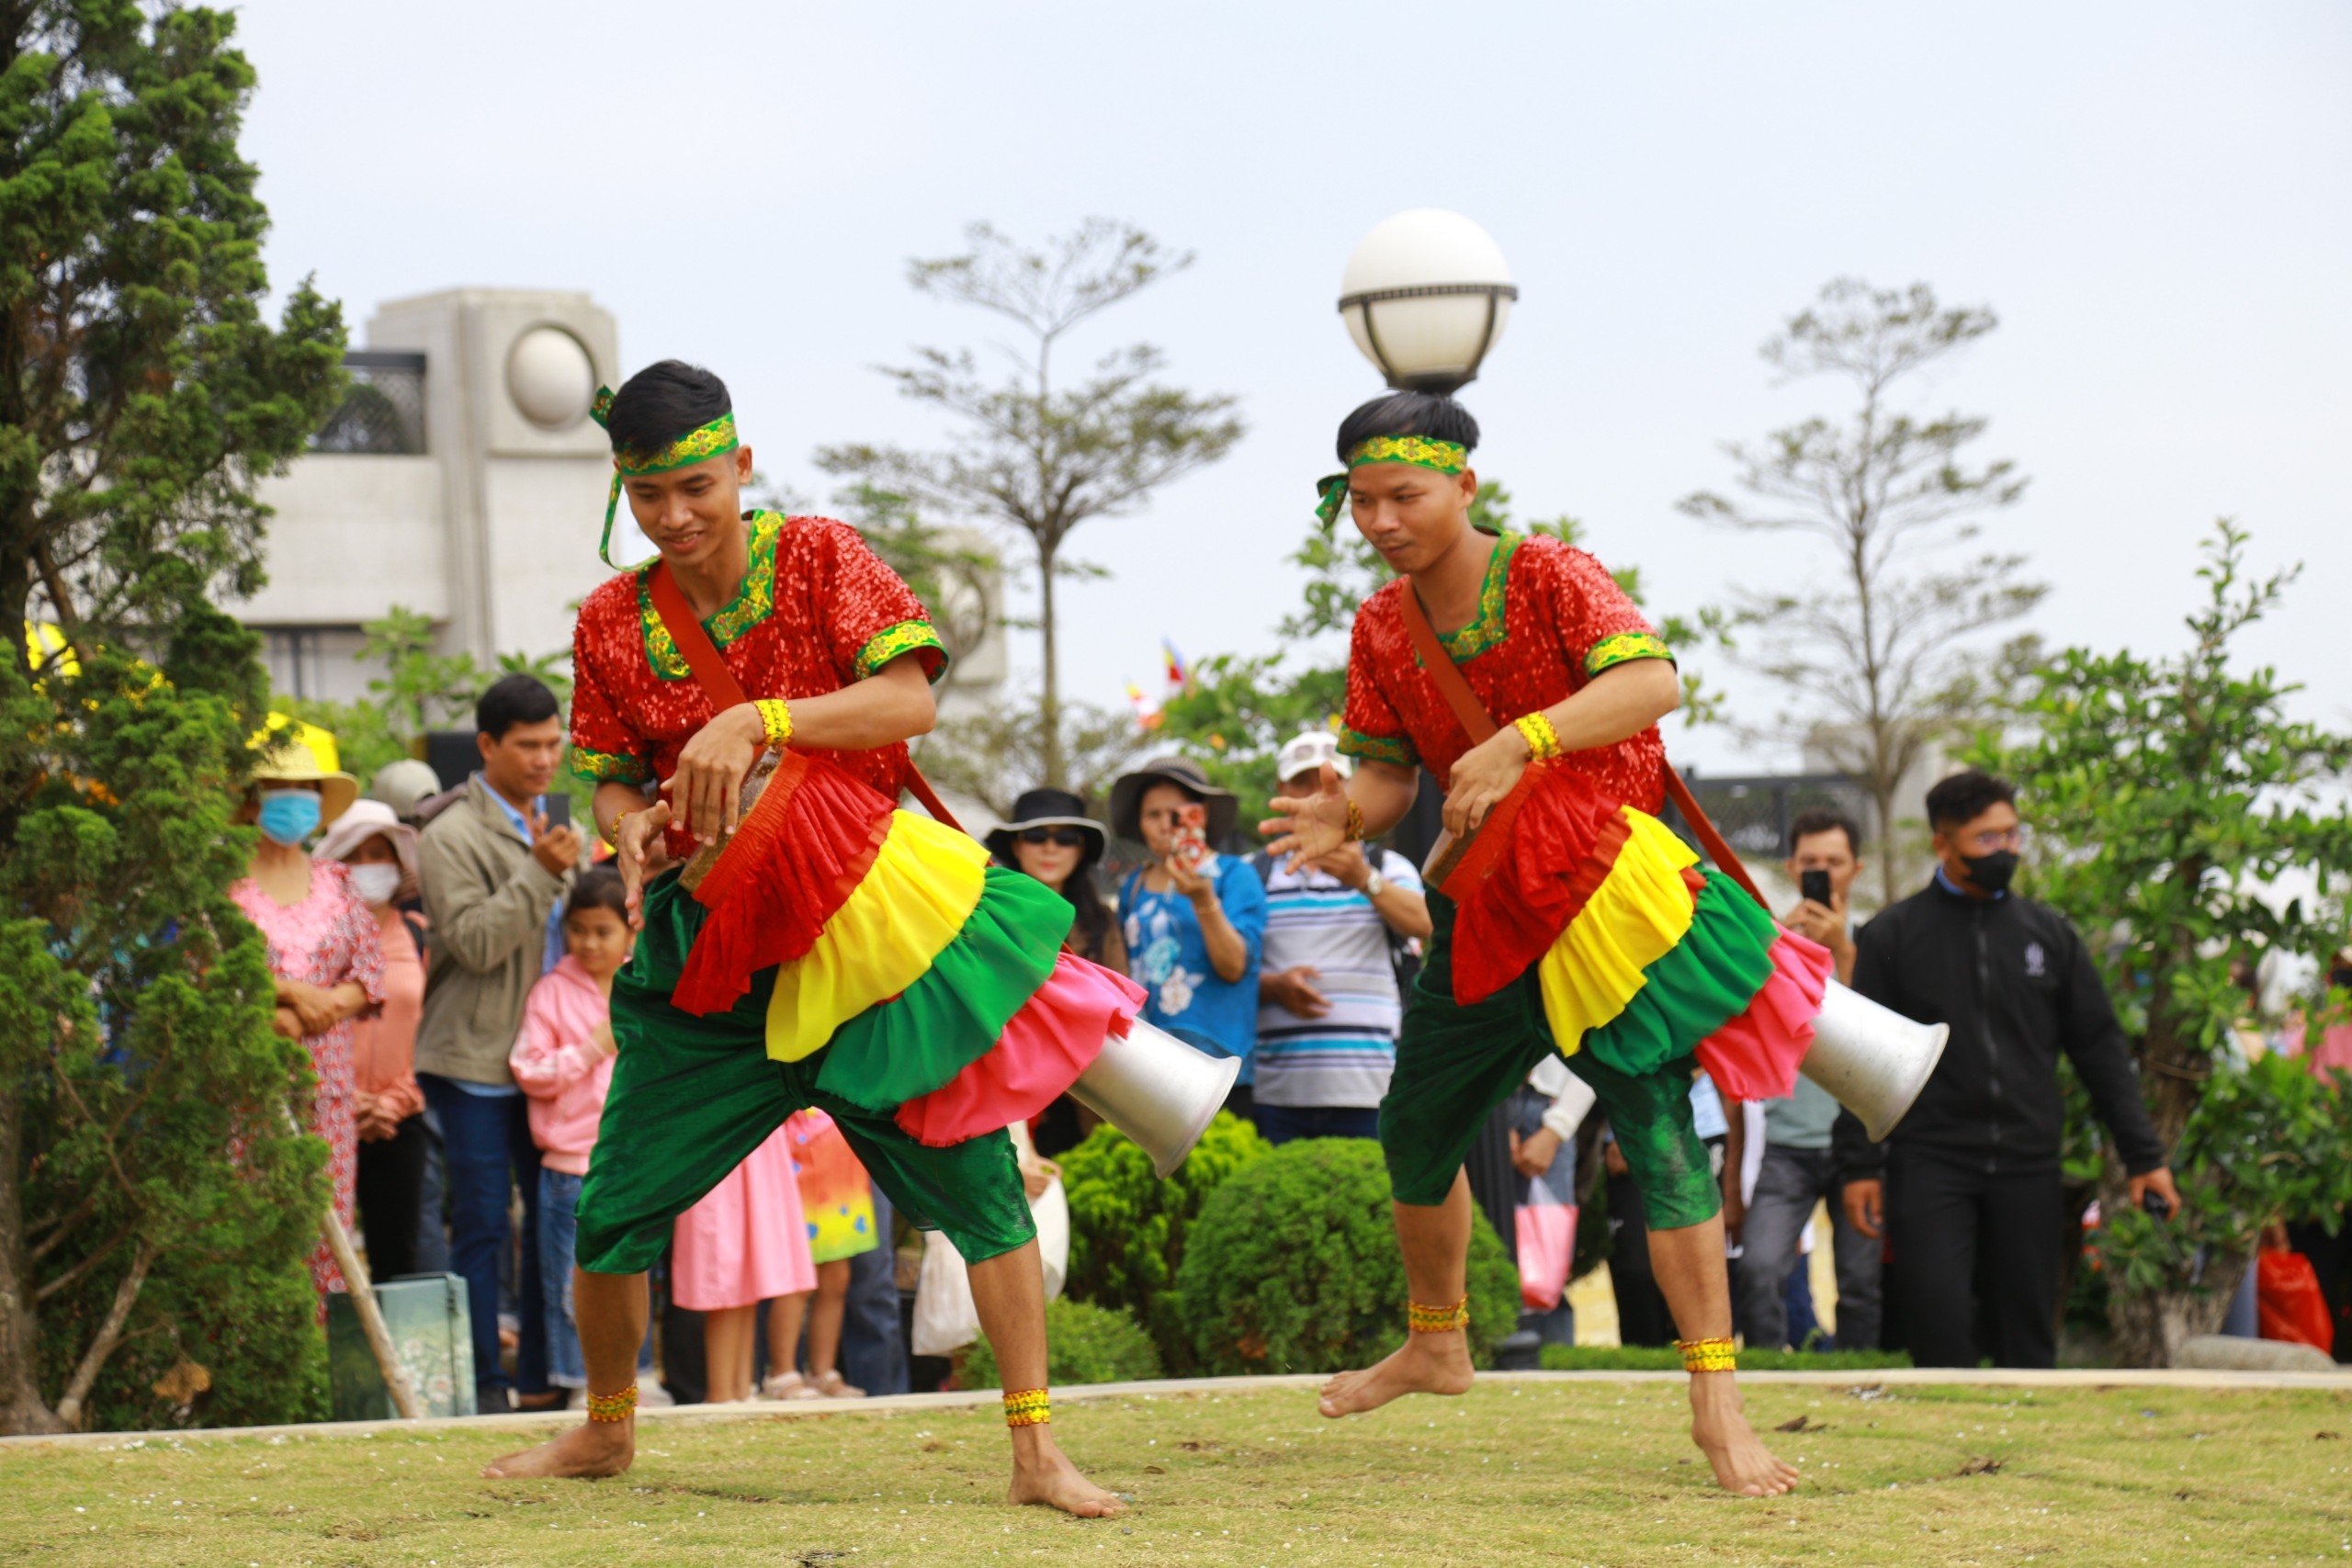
xmin=1378 ymin=888 xmax=1724 ymax=1232
xmin=573 ymin=872 xmax=1036 ymax=1276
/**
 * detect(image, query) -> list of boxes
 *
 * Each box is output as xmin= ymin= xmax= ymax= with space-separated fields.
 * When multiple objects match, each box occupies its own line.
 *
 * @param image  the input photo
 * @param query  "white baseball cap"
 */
xmin=1275 ymin=729 xmax=1353 ymax=785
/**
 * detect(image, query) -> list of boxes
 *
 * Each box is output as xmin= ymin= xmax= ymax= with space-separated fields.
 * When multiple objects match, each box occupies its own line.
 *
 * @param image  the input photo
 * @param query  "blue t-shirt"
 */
xmin=1118 ymin=854 xmax=1267 ymax=1082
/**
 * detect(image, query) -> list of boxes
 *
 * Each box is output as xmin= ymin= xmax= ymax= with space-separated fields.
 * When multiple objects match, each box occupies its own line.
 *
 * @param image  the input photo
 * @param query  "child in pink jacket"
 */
xmin=511 ymin=867 xmax=632 ymax=1395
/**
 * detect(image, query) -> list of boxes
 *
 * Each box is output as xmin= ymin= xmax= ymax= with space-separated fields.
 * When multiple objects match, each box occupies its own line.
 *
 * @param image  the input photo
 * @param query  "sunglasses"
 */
xmin=1017 ymin=828 xmax=1090 ymax=849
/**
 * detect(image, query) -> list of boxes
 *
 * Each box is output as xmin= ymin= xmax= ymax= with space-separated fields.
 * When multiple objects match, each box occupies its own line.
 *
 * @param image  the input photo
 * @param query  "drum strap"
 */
xmin=646 ymin=559 xmax=965 ymax=833
xmin=1396 ymin=578 xmax=1767 ymax=911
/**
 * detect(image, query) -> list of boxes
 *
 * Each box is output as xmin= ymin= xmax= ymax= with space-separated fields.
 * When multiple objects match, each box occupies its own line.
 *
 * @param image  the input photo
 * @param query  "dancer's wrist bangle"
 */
xmin=754 ymin=697 xmax=794 ymax=750
xmin=1513 ymin=712 xmax=1563 ymax=761
xmin=1343 ymin=798 xmax=1366 ymax=843
xmin=603 ymin=807 xmax=637 ymax=850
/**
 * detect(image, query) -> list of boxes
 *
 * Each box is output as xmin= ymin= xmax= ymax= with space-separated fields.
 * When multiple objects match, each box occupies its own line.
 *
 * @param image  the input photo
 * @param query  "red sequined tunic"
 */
xmin=570 ymin=512 xmax=945 ymax=859
xmin=1339 ymin=531 xmax=1673 ymax=812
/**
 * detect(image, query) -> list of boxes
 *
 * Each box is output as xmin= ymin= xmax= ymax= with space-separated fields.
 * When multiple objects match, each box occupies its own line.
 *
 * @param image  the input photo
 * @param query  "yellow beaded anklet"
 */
xmin=584 ymin=1384 xmax=638 ymax=1422
xmin=1406 ymin=1295 xmax=1470 ymax=1334
xmin=1513 ymin=711 xmax=1563 ymax=761
xmin=1676 ymin=1337 xmax=1737 ymax=1373
xmin=1002 ymin=1387 xmax=1050 ymax=1427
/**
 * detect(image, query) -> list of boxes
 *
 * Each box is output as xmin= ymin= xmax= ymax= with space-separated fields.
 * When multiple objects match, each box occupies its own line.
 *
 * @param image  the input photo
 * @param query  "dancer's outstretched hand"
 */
xmin=1261 ymin=761 xmax=1351 ymax=871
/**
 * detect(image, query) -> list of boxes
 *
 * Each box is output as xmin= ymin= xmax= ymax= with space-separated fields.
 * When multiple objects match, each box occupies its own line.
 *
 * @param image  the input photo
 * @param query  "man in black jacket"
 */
xmin=1835 ymin=770 xmax=2179 ymax=1367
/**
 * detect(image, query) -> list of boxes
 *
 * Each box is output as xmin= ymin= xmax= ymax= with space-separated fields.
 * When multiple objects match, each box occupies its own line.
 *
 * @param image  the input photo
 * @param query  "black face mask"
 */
xmin=1961 ymin=849 xmax=2019 ymax=895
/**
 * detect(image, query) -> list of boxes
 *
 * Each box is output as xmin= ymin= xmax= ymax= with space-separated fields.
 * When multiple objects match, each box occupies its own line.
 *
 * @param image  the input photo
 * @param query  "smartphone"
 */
xmin=1800 ymin=868 xmax=1831 ymax=907
xmin=541 ymin=793 xmax=571 ymax=831
xmin=1170 ymin=802 xmax=1212 ymax=872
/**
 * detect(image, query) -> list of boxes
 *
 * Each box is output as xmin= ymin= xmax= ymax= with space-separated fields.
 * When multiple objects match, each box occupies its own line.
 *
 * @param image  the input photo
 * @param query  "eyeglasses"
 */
xmin=1955 ymin=826 xmax=2028 ymax=853
xmin=1017 ymin=828 xmax=1089 ymax=849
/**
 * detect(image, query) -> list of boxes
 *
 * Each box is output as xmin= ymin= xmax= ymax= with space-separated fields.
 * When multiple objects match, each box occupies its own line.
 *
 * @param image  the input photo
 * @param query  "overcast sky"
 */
xmin=233 ymin=0 xmax=2352 ymax=774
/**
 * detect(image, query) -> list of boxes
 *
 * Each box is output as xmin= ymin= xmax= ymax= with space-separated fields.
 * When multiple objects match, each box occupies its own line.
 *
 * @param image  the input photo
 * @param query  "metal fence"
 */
xmin=311 ymin=351 xmax=426 ymax=455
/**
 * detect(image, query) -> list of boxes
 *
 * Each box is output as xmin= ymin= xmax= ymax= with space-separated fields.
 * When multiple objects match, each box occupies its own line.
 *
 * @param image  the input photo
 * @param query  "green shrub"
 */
xmin=1538 ymin=1344 xmax=1912 ymax=1372
xmin=1175 ymin=1137 xmax=1519 ymax=1375
xmin=965 ymin=1298 xmax=1164 ymax=1390
xmin=1059 ymin=1110 xmax=1268 ymax=1372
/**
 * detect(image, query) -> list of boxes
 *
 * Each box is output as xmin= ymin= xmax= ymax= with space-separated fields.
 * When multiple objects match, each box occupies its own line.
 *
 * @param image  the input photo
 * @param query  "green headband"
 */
xmin=1312 ymin=434 xmax=1469 ymax=527
xmin=590 ymin=385 xmax=742 ymax=570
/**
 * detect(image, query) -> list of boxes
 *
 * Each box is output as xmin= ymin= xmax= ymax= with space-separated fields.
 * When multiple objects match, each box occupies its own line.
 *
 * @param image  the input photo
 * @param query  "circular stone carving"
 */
xmin=506 ymin=326 xmax=595 ymax=431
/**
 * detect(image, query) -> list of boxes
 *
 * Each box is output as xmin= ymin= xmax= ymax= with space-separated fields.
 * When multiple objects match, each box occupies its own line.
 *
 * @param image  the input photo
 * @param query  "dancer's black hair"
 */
xmin=1334 ymin=390 xmax=1481 ymax=464
xmin=605 ymin=359 xmax=731 ymax=453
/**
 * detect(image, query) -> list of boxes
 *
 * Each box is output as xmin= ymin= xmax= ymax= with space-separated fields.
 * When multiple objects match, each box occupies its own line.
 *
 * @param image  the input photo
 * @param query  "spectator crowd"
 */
xmin=244 ymin=689 xmax=2348 ymax=1407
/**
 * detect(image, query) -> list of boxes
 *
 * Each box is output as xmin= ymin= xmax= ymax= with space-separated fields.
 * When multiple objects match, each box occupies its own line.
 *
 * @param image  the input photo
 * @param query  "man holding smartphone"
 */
xmin=1732 ymin=809 xmax=1881 ymax=1352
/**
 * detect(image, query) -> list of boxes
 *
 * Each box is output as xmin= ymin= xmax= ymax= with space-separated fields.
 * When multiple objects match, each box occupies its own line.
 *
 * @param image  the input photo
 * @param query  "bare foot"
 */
xmin=481 ymin=1418 xmax=633 ymax=1480
xmin=1007 ymin=1433 xmax=1125 ymax=1518
xmin=1317 ymin=1330 xmax=1475 ymax=1418
xmin=1689 ymin=1376 xmax=1800 ymax=1497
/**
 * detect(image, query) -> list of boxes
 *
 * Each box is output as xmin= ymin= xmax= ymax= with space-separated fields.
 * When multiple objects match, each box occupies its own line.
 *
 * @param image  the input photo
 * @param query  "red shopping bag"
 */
xmin=1515 ymin=1175 xmax=1577 ymax=1313
xmin=2256 ymin=1247 xmax=2335 ymax=1352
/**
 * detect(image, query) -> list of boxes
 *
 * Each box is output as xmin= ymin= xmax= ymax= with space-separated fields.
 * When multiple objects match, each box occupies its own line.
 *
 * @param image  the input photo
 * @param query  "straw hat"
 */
xmin=251 ymin=746 xmax=358 ymax=828
xmin=1108 ymin=755 xmax=1238 ymax=844
xmin=315 ymin=799 xmax=422 ymax=898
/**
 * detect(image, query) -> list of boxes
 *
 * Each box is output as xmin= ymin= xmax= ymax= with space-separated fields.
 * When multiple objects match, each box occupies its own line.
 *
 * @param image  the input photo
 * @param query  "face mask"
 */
xmin=1961 ymin=849 xmax=2018 ymax=895
xmin=347 ymin=863 xmax=402 ymax=907
xmin=256 ymin=788 xmax=322 ymax=847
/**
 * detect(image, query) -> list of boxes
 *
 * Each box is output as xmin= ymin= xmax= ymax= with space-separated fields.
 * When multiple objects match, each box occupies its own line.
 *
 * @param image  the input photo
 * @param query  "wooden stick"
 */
xmin=287 ymin=1108 xmax=424 ymax=1421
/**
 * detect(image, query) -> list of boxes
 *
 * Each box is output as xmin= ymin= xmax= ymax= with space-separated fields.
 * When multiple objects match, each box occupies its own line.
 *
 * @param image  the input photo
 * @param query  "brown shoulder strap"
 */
xmin=1397 ymin=577 xmax=1767 ymax=912
xmin=644 ymin=561 xmax=964 ymax=834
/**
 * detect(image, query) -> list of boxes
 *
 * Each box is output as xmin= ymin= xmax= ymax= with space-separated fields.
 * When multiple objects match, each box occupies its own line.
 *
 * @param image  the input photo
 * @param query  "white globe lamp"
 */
xmin=1338 ymin=209 xmax=1518 ymax=394
xmin=505 ymin=325 xmax=597 ymax=431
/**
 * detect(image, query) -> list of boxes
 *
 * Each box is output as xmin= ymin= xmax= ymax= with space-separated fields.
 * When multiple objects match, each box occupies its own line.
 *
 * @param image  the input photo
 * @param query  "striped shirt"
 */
xmin=1252 ymin=849 xmax=1423 ymax=1110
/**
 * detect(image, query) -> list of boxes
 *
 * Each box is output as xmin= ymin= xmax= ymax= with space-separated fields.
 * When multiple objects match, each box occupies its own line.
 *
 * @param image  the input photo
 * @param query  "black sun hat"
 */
xmin=1107 ymin=755 xmax=1238 ymax=844
xmin=983 ymin=786 xmax=1109 ymax=863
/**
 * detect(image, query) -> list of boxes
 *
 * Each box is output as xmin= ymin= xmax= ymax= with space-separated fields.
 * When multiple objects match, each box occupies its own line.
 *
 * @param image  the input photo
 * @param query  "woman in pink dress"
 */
xmin=671 ymin=1127 xmax=815 ymax=1403
xmin=228 ymin=752 xmax=387 ymax=1304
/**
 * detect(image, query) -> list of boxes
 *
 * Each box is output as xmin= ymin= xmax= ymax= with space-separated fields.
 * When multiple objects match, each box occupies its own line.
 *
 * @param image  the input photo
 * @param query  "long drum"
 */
xmin=1798 ymin=981 xmax=1949 ymax=1145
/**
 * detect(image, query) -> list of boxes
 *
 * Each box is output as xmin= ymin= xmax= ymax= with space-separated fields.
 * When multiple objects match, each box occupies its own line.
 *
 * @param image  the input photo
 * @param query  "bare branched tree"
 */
xmin=1680 ymin=279 xmax=2043 ymax=899
xmin=820 ymin=219 xmax=1245 ymax=784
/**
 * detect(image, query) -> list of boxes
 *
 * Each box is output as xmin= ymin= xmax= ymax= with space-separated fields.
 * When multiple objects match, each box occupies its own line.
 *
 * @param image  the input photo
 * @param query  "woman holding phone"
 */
xmin=1108 ymin=757 xmax=1265 ymax=1111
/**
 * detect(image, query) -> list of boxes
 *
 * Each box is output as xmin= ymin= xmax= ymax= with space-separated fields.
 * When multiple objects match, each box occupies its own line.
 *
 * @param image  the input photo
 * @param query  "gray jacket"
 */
xmin=413 ymin=775 xmax=573 ymax=1086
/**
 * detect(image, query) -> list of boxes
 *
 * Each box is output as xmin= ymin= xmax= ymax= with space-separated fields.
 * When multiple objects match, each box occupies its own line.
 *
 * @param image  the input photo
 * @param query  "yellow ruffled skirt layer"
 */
xmin=763 ymin=811 xmax=989 ymax=1064
xmin=1534 ymin=807 xmax=1700 ymax=1056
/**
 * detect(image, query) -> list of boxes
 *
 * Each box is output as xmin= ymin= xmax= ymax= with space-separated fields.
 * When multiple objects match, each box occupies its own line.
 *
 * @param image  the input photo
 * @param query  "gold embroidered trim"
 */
xmin=1585 ymin=630 xmax=1674 ymax=677
xmin=571 ymin=746 xmax=652 ymax=784
xmin=637 ymin=512 xmax=782 ymax=681
xmin=853 ymin=618 xmax=946 ymax=683
xmin=1338 ymin=725 xmax=1417 ymax=769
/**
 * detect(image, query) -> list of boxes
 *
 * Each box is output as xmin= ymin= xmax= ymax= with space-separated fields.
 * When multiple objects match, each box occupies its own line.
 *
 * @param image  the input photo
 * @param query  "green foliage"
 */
xmin=1681 ymin=278 xmax=2042 ymax=902
xmin=2 ymin=3 xmax=345 ymax=1432
xmin=1057 ymin=1111 xmax=1267 ymax=1372
xmin=962 ymin=1297 xmax=1163 ymax=1391
xmin=1174 ymin=1138 xmax=1519 ymax=1376
xmin=3 ymin=0 xmax=346 ymax=660
xmin=3 ymin=643 xmax=325 ymax=1433
xmin=1538 ymin=1344 xmax=1913 ymax=1372
xmin=1156 ymin=485 xmax=1724 ymax=826
xmin=273 ymin=604 xmax=575 ymax=810
xmin=819 ymin=219 xmax=1245 ymax=785
xmin=1973 ymin=521 xmax=2352 ymax=1362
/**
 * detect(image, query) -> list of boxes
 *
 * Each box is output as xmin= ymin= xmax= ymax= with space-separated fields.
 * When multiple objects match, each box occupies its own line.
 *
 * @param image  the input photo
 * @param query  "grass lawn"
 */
xmin=4 ymin=1378 xmax=2348 ymax=1566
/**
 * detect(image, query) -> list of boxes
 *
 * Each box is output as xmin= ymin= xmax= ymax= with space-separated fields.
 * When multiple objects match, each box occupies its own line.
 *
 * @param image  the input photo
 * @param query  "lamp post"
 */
xmin=1337 ymin=209 xmax=1518 ymax=395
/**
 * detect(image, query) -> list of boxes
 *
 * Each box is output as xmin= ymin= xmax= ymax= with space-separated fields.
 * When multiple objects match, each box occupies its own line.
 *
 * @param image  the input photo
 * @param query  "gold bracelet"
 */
xmin=1344 ymin=797 xmax=1366 ymax=843
xmin=754 ymin=697 xmax=793 ymax=750
xmin=1675 ymin=1337 xmax=1736 ymax=1373
xmin=1406 ymin=1295 xmax=1470 ymax=1334
xmin=1513 ymin=712 xmax=1563 ymax=761
xmin=1002 ymin=1387 xmax=1050 ymax=1427
xmin=584 ymin=1383 xmax=638 ymax=1422
xmin=602 ymin=805 xmax=637 ymax=850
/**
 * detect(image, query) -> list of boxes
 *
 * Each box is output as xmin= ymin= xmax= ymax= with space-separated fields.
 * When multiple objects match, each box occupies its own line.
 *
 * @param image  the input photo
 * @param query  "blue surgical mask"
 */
xmin=256 ymin=788 xmax=322 ymax=846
